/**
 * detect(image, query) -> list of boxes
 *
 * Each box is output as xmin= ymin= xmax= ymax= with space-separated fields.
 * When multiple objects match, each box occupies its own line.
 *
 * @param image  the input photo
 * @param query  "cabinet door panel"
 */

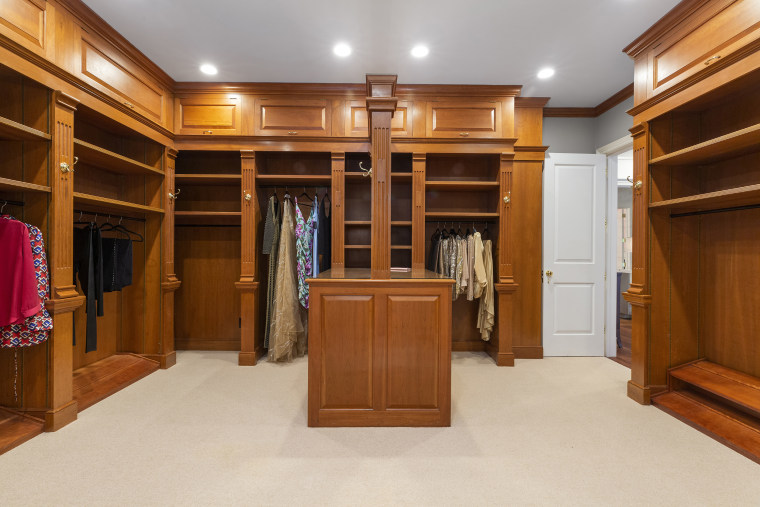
xmin=345 ymin=100 xmax=413 ymax=137
xmin=255 ymin=98 xmax=331 ymax=136
xmin=426 ymin=101 xmax=502 ymax=138
xmin=177 ymin=96 xmax=241 ymax=135
xmin=650 ymin=0 xmax=760 ymax=96
xmin=386 ymin=295 xmax=440 ymax=409
xmin=0 ymin=0 xmax=47 ymax=57
xmin=319 ymin=295 xmax=374 ymax=409
xmin=79 ymin=34 xmax=166 ymax=125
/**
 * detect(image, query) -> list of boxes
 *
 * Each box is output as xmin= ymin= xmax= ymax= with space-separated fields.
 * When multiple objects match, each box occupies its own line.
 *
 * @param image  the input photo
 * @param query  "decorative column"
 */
xmin=411 ymin=153 xmax=426 ymax=276
xmin=155 ymin=148 xmax=180 ymax=369
xmin=44 ymin=91 xmax=84 ymax=431
xmin=237 ymin=150 xmax=261 ymax=365
xmin=623 ymin=123 xmax=653 ymax=404
xmin=331 ymin=152 xmax=345 ymax=276
xmin=493 ymin=152 xmax=517 ymax=367
xmin=366 ymin=75 xmax=398 ymax=279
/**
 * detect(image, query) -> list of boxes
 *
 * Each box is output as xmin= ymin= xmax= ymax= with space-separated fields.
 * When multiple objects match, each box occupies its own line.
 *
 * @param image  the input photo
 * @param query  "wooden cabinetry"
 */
xmin=426 ymin=101 xmax=502 ymax=138
xmin=0 ymin=0 xmax=51 ymax=59
xmin=254 ymin=98 xmax=331 ymax=136
xmin=345 ymin=100 xmax=413 ymax=137
xmin=625 ymin=1 xmax=760 ymax=462
xmin=308 ymin=273 xmax=453 ymax=427
xmin=175 ymin=96 xmax=242 ymax=135
xmin=77 ymin=31 xmax=168 ymax=126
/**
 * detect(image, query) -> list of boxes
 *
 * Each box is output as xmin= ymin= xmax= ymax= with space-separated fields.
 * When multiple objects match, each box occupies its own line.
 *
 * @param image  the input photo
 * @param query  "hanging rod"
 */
xmin=175 ymin=224 xmax=241 ymax=228
xmin=73 ymin=209 xmax=146 ymax=223
xmin=671 ymin=203 xmax=760 ymax=218
xmin=1 ymin=199 xmax=25 ymax=208
xmin=257 ymin=185 xmax=329 ymax=189
xmin=424 ymin=219 xmax=498 ymax=223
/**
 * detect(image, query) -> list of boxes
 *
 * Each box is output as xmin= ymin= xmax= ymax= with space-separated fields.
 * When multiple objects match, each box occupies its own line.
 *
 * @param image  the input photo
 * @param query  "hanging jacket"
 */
xmin=0 ymin=217 xmax=40 ymax=328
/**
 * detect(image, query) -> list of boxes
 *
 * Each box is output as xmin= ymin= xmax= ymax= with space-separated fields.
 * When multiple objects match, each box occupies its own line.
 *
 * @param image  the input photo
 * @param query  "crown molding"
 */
xmin=515 ymin=97 xmax=550 ymax=108
xmin=622 ymin=0 xmax=712 ymax=58
xmin=543 ymin=83 xmax=633 ymax=118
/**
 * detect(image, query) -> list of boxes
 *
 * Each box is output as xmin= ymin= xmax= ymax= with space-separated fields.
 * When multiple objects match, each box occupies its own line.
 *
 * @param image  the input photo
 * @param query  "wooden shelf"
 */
xmin=73 ymin=192 xmax=164 ymax=215
xmin=74 ymin=139 xmax=162 ymax=176
xmin=649 ymin=184 xmax=760 ymax=213
xmin=0 ymin=177 xmax=51 ymax=194
xmin=650 ymin=123 xmax=760 ymax=166
xmin=391 ymin=245 xmax=412 ymax=250
xmin=391 ymin=173 xmax=413 ymax=180
xmin=345 ymin=220 xmax=371 ymax=226
xmin=425 ymin=180 xmax=499 ymax=190
xmin=175 ymin=174 xmax=241 ymax=185
xmin=0 ymin=115 xmax=50 ymax=142
xmin=345 ymin=244 xmax=371 ymax=249
xmin=425 ymin=211 xmax=499 ymax=219
xmin=175 ymin=211 xmax=242 ymax=225
xmin=255 ymin=174 xmax=331 ymax=184
xmin=345 ymin=172 xmax=371 ymax=180
xmin=391 ymin=221 xmax=412 ymax=226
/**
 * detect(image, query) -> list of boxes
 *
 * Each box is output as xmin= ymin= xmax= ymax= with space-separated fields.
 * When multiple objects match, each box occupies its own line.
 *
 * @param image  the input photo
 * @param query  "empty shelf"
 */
xmin=175 ymin=174 xmax=242 ymax=185
xmin=74 ymin=139 xmax=162 ymax=176
xmin=425 ymin=181 xmax=499 ymax=190
xmin=650 ymin=123 xmax=760 ymax=166
xmin=0 ymin=177 xmax=51 ymax=193
xmin=0 ymin=116 xmax=50 ymax=142
xmin=649 ymin=184 xmax=760 ymax=213
xmin=73 ymin=192 xmax=164 ymax=215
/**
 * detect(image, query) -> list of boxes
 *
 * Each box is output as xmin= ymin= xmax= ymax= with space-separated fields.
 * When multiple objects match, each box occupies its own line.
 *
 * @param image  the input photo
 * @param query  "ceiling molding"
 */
xmin=55 ymin=0 xmax=176 ymax=89
xmin=543 ymin=83 xmax=634 ymax=118
xmin=622 ymin=0 xmax=711 ymax=57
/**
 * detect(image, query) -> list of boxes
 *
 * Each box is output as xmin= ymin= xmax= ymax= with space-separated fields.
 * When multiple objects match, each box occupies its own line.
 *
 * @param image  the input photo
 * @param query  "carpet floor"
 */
xmin=1 ymin=351 xmax=758 ymax=506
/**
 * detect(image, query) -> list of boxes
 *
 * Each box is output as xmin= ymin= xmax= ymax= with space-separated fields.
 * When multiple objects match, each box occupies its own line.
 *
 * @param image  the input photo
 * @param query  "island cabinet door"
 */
xmin=308 ymin=282 xmax=452 ymax=427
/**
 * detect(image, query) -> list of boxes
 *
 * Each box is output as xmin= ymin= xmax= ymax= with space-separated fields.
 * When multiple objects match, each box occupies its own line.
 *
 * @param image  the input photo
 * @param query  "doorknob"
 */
xmin=545 ymin=270 xmax=553 ymax=277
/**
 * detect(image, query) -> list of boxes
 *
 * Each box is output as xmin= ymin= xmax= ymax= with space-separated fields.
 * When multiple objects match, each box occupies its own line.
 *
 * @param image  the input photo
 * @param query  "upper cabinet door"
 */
xmin=176 ymin=96 xmax=242 ymax=135
xmin=78 ymin=32 xmax=167 ymax=126
xmin=254 ymin=98 xmax=331 ymax=137
xmin=0 ymin=0 xmax=50 ymax=59
xmin=345 ymin=100 xmax=413 ymax=137
xmin=647 ymin=0 xmax=760 ymax=98
xmin=426 ymin=101 xmax=502 ymax=138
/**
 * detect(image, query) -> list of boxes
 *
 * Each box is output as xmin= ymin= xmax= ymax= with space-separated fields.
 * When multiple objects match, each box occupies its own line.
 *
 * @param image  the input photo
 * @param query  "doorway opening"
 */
xmin=612 ymin=150 xmax=633 ymax=367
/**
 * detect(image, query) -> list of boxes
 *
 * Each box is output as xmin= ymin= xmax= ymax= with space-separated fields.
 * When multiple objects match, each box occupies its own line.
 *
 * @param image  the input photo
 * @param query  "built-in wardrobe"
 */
xmin=172 ymin=84 xmax=547 ymax=368
xmin=624 ymin=0 xmax=760 ymax=462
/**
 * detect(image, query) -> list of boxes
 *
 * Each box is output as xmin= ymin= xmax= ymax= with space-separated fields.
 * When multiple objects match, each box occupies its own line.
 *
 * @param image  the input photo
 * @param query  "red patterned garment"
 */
xmin=1 ymin=216 xmax=53 ymax=348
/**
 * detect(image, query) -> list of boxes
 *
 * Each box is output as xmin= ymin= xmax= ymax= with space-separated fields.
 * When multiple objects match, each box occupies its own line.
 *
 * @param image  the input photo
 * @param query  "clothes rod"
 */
xmin=671 ymin=203 xmax=760 ymax=218
xmin=175 ymin=224 xmax=241 ymax=228
xmin=1 ymin=199 xmax=25 ymax=208
xmin=73 ymin=209 xmax=146 ymax=223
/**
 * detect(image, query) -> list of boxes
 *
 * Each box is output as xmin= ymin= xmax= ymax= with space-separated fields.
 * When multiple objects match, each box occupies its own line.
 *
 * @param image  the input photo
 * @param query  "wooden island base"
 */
xmin=308 ymin=270 xmax=453 ymax=427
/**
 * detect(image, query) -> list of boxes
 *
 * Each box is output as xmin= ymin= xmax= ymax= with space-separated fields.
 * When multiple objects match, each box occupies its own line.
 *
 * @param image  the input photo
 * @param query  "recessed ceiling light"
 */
xmin=537 ymin=67 xmax=555 ymax=79
xmin=411 ymin=45 xmax=429 ymax=58
xmin=333 ymin=43 xmax=352 ymax=57
xmin=200 ymin=63 xmax=218 ymax=76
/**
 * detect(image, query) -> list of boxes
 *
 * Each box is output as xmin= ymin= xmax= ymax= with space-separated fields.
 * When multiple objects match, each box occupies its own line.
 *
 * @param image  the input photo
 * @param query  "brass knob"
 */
xmin=546 ymin=270 xmax=553 ymax=277
xmin=124 ymin=101 xmax=134 ymax=109
xmin=503 ymin=193 xmax=511 ymax=204
xmin=202 ymin=130 xmax=213 ymax=135
xmin=704 ymin=55 xmax=721 ymax=66
xmin=244 ymin=191 xmax=252 ymax=202
xmin=459 ymin=132 xmax=470 ymax=137
xmin=634 ymin=180 xmax=643 ymax=190
xmin=169 ymin=188 xmax=181 ymax=201
xmin=59 ymin=161 xmax=71 ymax=173
xmin=288 ymin=131 xmax=298 ymax=135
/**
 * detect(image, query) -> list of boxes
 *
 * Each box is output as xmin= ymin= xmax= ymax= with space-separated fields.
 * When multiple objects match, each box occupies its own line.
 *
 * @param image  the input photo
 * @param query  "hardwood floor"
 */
xmin=0 ymin=407 xmax=44 ymax=456
xmin=611 ymin=318 xmax=632 ymax=368
xmin=73 ymin=354 xmax=159 ymax=411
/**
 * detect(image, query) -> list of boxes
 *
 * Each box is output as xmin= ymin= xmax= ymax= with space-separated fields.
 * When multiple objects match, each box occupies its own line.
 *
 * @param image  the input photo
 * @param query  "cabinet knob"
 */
xmin=244 ymin=190 xmax=252 ymax=202
xmin=503 ymin=192 xmax=511 ymax=204
xmin=704 ymin=55 xmax=721 ymax=66
xmin=59 ymin=161 xmax=71 ymax=173
xmin=288 ymin=131 xmax=298 ymax=135
xmin=202 ymin=130 xmax=213 ymax=135
xmin=124 ymin=101 xmax=134 ymax=109
xmin=634 ymin=180 xmax=643 ymax=190
xmin=459 ymin=132 xmax=470 ymax=137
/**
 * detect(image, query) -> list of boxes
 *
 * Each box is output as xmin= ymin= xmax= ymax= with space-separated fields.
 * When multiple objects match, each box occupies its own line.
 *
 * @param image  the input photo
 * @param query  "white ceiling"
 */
xmin=82 ymin=0 xmax=680 ymax=106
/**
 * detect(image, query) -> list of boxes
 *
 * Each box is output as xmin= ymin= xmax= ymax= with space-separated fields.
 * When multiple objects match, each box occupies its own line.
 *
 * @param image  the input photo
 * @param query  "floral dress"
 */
xmin=294 ymin=198 xmax=315 ymax=309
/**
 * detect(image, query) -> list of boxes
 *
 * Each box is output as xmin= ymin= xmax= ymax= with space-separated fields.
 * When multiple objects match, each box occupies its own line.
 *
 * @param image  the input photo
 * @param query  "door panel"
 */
xmin=345 ymin=100 xmax=412 ymax=137
xmin=319 ymin=295 xmax=374 ymax=409
xmin=543 ymin=153 xmax=606 ymax=356
xmin=177 ymin=96 xmax=242 ymax=135
xmin=426 ymin=101 xmax=501 ymax=138
xmin=0 ymin=0 xmax=47 ymax=57
xmin=254 ymin=98 xmax=331 ymax=136
xmin=386 ymin=295 xmax=439 ymax=409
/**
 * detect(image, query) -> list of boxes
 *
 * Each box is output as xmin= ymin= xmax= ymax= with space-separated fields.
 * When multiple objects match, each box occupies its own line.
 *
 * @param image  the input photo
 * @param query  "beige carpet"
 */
xmin=1 ymin=351 xmax=759 ymax=506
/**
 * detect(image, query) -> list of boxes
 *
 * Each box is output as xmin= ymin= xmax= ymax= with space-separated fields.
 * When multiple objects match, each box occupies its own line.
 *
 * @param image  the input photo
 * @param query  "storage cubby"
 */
xmin=175 ymin=151 xmax=242 ymax=225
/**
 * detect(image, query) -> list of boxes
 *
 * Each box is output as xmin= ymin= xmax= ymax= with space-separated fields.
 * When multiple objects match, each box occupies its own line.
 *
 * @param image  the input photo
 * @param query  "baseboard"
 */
xmin=44 ymin=399 xmax=78 ymax=432
xmin=452 ymin=341 xmax=488 ymax=352
xmin=513 ymin=346 xmax=543 ymax=359
xmin=143 ymin=351 xmax=176 ymax=369
xmin=627 ymin=380 xmax=651 ymax=405
xmin=239 ymin=346 xmax=267 ymax=366
xmin=176 ymin=340 xmax=241 ymax=351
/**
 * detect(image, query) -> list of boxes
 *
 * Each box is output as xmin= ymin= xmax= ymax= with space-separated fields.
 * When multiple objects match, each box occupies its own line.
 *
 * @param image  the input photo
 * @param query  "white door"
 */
xmin=543 ymin=153 xmax=606 ymax=356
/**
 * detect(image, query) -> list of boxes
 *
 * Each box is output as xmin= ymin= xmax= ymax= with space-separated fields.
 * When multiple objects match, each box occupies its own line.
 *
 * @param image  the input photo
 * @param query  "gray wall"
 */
xmin=543 ymin=96 xmax=634 ymax=153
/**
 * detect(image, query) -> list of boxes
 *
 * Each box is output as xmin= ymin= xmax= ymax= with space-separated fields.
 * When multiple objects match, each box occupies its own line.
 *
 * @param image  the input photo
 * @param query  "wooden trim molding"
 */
xmin=544 ymin=84 xmax=634 ymax=117
xmin=622 ymin=0 xmax=712 ymax=57
xmin=515 ymin=97 xmax=550 ymax=108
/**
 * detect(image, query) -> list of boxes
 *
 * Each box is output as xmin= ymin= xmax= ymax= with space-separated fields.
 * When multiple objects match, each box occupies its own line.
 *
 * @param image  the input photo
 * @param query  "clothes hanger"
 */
xmin=297 ymin=186 xmax=313 ymax=207
xmin=482 ymin=222 xmax=490 ymax=240
xmin=0 ymin=201 xmax=7 ymax=214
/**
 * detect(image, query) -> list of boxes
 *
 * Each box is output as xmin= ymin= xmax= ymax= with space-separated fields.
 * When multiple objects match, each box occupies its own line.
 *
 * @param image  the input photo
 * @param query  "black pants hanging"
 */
xmin=73 ymin=225 xmax=104 ymax=353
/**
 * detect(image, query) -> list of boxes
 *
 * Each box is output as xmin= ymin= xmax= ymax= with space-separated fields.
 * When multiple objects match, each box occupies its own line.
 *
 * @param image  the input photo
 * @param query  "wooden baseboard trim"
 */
xmin=143 ymin=351 xmax=176 ymax=369
xmin=176 ymin=340 xmax=241 ymax=351
xmin=627 ymin=380 xmax=651 ymax=405
xmin=513 ymin=346 xmax=543 ymax=359
xmin=239 ymin=347 xmax=267 ymax=366
xmin=44 ymin=399 xmax=78 ymax=432
xmin=495 ymin=352 xmax=515 ymax=367
xmin=452 ymin=341 xmax=488 ymax=352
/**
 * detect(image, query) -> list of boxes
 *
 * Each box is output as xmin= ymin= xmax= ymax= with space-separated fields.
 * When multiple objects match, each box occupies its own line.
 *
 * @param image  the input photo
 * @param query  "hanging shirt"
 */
xmin=0 ymin=217 xmax=41 ymax=328
xmin=1 ymin=218 xmax=52 ymax=347
xmin=263 ymin=195 xmax=281 ymax=350
xmin=102 ymin=237 xmax=132 ymax=293
xmin=473 ymin=232 xmax=487 ymax=299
